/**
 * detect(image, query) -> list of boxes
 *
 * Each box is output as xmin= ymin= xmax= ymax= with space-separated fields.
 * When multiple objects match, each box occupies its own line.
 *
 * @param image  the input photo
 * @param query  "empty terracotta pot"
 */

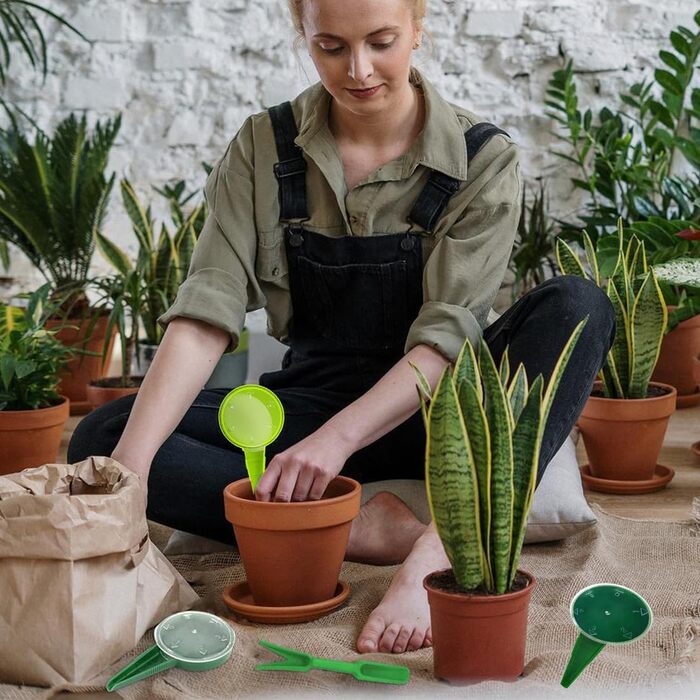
xmin=578 ymin=381 xmax=677 ymax=481
xmin=86 ymin=377 xmax=143 ymax=409
xmin=0 ymin=398 xmax=70 ymax=475
xmin=223 ymin=476 xmax=361 ymax=607
xmin=652 ymin=313 xmax=700 ymax=408
xmin=47 ymin=314 xmax=116 ymax=415
xmin=424 ymin=568 xmax=536 ymax=683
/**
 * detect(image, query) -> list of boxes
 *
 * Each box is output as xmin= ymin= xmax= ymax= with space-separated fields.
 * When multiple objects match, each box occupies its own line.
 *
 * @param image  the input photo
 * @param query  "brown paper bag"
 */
xmin=0 ymin=456 xmax=199 ymax=687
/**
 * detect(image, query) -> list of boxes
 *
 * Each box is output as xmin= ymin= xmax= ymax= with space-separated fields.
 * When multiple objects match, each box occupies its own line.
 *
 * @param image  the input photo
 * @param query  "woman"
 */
xmin=69 ymin=0 xmax=615 ymax=655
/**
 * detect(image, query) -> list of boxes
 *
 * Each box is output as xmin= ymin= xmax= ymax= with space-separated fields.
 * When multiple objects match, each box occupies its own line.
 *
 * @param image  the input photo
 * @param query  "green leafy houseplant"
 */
xmin=97 ymin=178 xmax=203 ymax=348
xmin=0 ymin=283 xmax=73 ymax=410
xmin=509 ymin=180 xmax=559 ymax=300
xmin=0 ymin=112 xmax=121 ymax=309
xmin=545 ymin=12 xmax=700 ymax=245
xmin=556 ymin=220 xmax=667 ymax=400
xmin=412 ymin=321 xmax=585 ymax=595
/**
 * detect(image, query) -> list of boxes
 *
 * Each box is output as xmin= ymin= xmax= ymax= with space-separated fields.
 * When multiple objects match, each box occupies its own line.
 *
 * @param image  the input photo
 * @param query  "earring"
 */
xmin=413 ymin=40 xmax=422 ymax=49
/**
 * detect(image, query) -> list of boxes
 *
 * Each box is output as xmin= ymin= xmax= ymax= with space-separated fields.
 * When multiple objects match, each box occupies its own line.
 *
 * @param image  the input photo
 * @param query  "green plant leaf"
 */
xmin=606 ymin=278 xmax=630 ymax=397
xmin=453 ymin=338 xmax=481 ymax=403
xmin=651 ymin=258 xmax=700 ymax=288
xmin=508 ymin=375 xmax=543 ymax=586
xmin=456 ymin=377 xmax=493 ymax=590
xmin=425 ymin=367 xmax=484 ymax=591
xmin=478 ymin=338 xmax=513 ymax=594
xmin=555 ymin=238 xmax=588 ymax=278
xmin=628 ymin=272 xmax=667 ymax=398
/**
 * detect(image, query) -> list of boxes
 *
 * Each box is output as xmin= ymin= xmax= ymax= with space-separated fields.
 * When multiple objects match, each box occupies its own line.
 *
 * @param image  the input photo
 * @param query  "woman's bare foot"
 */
xmin=356 ymin=523 xmax=449 ymax=654
xmin=345 ymin=492 xmax=427 ymax=565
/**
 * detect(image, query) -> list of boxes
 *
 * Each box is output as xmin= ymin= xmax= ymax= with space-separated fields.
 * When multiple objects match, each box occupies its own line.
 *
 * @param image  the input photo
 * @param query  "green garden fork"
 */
xmin=255 ymin=640 xmax=410 ymax=685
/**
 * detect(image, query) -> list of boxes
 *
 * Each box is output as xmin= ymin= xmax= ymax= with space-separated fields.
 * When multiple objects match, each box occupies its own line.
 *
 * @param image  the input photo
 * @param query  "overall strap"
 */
xmin=408 ymin=122 xmax=510 ymax=234
xmin=269 ymin=102 xmax=309 ymax=223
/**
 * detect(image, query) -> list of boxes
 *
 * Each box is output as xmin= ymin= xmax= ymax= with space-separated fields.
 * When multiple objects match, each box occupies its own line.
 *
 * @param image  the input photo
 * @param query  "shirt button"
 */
xmin=350 ymin=215 xmax=358 ymax=224
xmin=272 ymin=267 xmax=280 ymax=276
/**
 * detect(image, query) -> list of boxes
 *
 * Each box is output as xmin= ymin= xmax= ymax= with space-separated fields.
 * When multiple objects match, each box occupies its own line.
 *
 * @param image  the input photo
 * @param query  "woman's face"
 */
xmin=300 ymin=0 xmax=421 ymax=117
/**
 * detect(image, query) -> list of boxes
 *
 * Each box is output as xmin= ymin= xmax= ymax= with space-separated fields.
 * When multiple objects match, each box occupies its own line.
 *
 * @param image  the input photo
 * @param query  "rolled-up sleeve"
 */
xmin=158 ymin=118 xmax=264 ymax=350
xmin=404 ymin=139 xmax=521 ymax=362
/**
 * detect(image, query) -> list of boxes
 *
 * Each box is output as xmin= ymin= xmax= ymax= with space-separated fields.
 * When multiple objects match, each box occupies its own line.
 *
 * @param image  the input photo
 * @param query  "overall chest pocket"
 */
xmin=296 ymin=256 xmax=409 ymax=351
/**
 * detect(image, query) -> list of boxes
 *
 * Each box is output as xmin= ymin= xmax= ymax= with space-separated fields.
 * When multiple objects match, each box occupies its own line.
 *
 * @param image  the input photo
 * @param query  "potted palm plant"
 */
xmin=411 ymin=319 xmax=586 ymax=682
xmin=0 ymin=283 xmax=73 ymax=474
xmin=107 ymin=177 xmax=249 ymax=387
xmin=557 ymin=221 xmax=676 ymax=489
xmin=0 ymin=113 xmax=122 ymax=414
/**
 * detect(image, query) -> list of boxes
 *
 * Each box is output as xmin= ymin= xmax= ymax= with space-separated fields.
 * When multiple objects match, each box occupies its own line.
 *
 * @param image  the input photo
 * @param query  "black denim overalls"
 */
xmin=257 ymin=102 xmax=509 ymax=482
xmin=67 ymin=102 xmax=616 ymax=543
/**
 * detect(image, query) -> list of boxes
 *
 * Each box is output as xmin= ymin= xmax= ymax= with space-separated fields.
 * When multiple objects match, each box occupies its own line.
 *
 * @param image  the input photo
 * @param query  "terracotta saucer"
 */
xmin=676 ymin=387 xmax=700 ymax=409
xmin=691 ymin=441 xmax=700 ymax=460
xmin=222 ymin=580 xmax=350 ymax=624
xmin=580 ymin=464 xmax=675 ymax=495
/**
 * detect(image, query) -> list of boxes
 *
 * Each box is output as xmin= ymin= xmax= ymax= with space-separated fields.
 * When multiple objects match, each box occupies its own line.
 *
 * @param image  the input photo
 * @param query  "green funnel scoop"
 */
xmin=561 ymin=583 xmax=653 ymax=687
xmin=218 ymin=384 xmax=285 ymax=491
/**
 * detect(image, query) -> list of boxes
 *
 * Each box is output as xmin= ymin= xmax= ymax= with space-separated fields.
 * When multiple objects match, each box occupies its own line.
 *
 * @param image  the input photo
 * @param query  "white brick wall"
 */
xmin=3 ymin=0 xmax=697 ymax=293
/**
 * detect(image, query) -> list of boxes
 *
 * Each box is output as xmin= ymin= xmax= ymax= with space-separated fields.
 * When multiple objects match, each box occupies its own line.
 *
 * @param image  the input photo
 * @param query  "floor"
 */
xmin=53 ymin=399 xmax=700 ymax=698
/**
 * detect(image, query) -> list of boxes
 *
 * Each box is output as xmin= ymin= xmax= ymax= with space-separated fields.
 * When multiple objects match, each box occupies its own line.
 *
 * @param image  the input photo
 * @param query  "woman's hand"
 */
xmin=254 ymin=427 xmax=354 ymax=502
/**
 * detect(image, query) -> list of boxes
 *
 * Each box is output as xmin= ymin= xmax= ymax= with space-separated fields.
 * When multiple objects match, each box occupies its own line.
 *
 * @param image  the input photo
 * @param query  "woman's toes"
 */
xmin=392 ymin=626 xmax=415 ymax=654
xmin=356 ymin=614 xmax=385 ymax=653
xmin=378 ymin=623 xmax=403 ymax=653
xmin=423 ymin=630 xmax=433 ymax=648
xmin=406 ymin=628 xmax=425 ymax=652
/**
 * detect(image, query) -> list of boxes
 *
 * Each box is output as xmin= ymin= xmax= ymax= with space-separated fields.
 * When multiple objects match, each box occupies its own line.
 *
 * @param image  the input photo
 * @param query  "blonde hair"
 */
xmin=286 ymin=0 xmax=431 ymax=54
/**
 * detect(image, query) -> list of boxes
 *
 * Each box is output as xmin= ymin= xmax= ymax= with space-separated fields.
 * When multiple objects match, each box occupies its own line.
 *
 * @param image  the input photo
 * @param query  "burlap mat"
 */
xmin=2 ymin=503 xmax=698 ymax=699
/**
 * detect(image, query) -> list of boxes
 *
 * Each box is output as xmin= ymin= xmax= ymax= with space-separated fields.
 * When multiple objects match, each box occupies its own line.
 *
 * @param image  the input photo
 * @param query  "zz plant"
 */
xmin=545 ymin=12 xmax=700 ymax=245
xmin=411 ymin=320 xmax=585 ymax=594
xmin=556 ymin=220 xmax=667 ymax=399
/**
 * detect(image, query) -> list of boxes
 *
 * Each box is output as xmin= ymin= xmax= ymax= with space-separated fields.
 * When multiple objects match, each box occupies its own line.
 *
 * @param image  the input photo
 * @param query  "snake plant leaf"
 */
xmin=415 ymin=387 xmax=428 ymax=430
xmin=611 ymin=221 xmax=632 ymax=313
xmin=507 ymin=363 xmax=528 ymax=423
xmin=606 ymin=278 xmax=629 ymax=398
xmin=555 ymin=237 xmax=588 ymax=279
xmin=604 ymin=352 xmax=624 ymax=399
xmin=121 ymin=179 xmax=155 ymax=254
xmin=453 ymin=338 xmax=481 ymax=403
xmin=499 ymin=349 xmax=510 ymax=387
xmin=540 ymin=319 xmax=588 ymax=432
xmin=478 ymin=338 xmax=513 ymax=594
xmin=582 ymin=230 xmax=600 ymax=286
xmin=95 ymin=231 xmax=132 ymax=277
xmin=508 ymin=375 xmax=543 ymax=586
xmin=425 ymin=367 xmax=484 ymax=590
xmin=155 ymin=225 xmax=175 ymax=289
xmin=651 ymin=257 xmax=700 ymax=288
xmin=627 ymin=236 xmax=648 ymax=298
xmin=628 ymin=272 xmax=667 ymax=398
xmin=457 ymin=378 xmax=493 ymax=590
xmin=409 ymin=361 xmax=434 ymax=404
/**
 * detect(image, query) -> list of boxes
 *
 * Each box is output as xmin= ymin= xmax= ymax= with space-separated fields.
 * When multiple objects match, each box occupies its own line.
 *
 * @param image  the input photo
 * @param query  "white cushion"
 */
xmin=360 ymin=435 xmax=596 ymax=544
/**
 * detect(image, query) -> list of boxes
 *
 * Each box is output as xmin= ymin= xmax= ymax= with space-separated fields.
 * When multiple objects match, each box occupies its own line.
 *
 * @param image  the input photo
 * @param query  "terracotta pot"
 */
xmin=578 ymin=381 xmax=677 ymax=481
xmin=651 ymin=312 xmax=700 ymax=408
xmin=0 ymin=397 xmax=70 ymax=475
xmin=223 ymin=476 xmax=361 ymax=607
xmin=47 ymin=314 xmax=116 ymax=415
xmin=86 ymin=378 xmax=143 ymax=409
xmin=424 ymin=568 xmax=536 ymax=683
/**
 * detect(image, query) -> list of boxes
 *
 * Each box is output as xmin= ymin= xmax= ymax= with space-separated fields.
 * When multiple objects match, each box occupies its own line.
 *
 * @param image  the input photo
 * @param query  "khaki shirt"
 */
xmin=159 ymin=67 xmax=522 ymax=362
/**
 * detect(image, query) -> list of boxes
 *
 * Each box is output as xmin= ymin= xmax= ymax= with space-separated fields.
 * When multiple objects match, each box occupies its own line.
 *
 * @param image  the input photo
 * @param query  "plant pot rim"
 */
xmin=224 ymin=475 xmax=360 ymax=509
xmin=224 ymin=476 xmax=362 ymax=531
xmin=0 ymin=395 xmax=69 ymax=415
xmin=423 ymin=568 xmax=536 ymax=603
xmin=588 ymin=380 xmax=677 ymax=403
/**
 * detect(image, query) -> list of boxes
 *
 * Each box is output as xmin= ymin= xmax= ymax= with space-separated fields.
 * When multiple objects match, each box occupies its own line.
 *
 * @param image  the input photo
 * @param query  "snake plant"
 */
xmin=556 ymin=219 xmax=667 ymax=399
xmin=411 ymin=320 xmax=586 ymax=594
